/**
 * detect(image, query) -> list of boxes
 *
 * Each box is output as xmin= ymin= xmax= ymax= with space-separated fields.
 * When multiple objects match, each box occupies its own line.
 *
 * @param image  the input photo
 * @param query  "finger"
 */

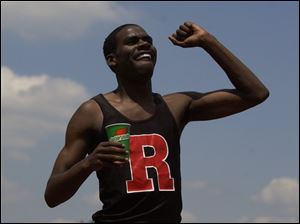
xmin=113 ymin=160 xmax=129 ymax=165
xmin=94 ymin=159 xmax=128 ymax=170
xmin=184 ymin=21 xmax=194 ymax=28
xmin=99 ymin=154 xmax=128 ymax=162
xmin=96 ymin=146 xmax=128 ymax=155
xmin=168 ymin=35 xmax=185 ymax=47
xmin=179 ymin=25 xmax=192 ymax=34
xmin=176 ymin=29 xmax=188 ymax=38
xmin=169 ymin=33 xmax=182 ymax=43
xmin=100 ymin=141 xmax=124 ymax=148
xmin=168 ymin=35 xmax=180 ymax=45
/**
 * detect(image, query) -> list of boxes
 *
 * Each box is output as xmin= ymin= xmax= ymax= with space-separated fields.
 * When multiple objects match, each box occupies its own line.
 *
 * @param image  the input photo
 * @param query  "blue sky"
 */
xmin=1 ymin=1 xmax=299 ymax=223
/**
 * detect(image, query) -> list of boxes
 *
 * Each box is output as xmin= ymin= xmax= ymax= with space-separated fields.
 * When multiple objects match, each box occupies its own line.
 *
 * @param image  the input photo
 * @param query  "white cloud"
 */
xmin=238 ymin=177 xmax=300 ymax=223
xmin=252 ymin=177 xmax=299 ymax=211
xmin=1 ymin=66 xmax=90 ymax=161
xmin=181 ymin=211 xmax=199 ymax=223
xmin=1 ymin=1 xmax=140 ymax=40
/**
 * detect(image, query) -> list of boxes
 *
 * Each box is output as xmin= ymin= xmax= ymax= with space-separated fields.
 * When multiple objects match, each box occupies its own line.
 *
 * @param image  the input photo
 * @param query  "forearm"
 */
xmin=44 ymin=158 xmax=93 ymax=208
xmin=201 ymin=34 xmax=269 ymax=100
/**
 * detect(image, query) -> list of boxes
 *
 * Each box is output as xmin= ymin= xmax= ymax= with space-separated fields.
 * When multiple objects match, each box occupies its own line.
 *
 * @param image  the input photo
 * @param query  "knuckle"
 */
xmin=99 ymin=141 xmax=107 ymax=146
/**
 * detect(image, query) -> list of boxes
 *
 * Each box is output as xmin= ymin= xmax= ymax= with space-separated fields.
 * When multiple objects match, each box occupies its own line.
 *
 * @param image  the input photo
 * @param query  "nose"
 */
xmin=137 ymin=39 xmax=151 ymax=49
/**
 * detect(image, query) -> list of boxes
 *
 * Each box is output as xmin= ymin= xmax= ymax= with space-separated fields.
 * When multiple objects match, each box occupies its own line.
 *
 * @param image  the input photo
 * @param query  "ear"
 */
xmin=106 ymin=53 xmax=117 ymax=69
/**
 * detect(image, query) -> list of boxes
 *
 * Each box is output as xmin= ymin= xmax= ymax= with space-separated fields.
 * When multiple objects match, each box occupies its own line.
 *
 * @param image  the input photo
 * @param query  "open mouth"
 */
xmin=135 ymin=52 xmax=153 ymax=61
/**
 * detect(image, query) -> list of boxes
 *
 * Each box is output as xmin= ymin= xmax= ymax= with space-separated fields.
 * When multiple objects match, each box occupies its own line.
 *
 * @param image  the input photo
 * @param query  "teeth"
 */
xmin=136 ymin=53 xmax=152 ymax=60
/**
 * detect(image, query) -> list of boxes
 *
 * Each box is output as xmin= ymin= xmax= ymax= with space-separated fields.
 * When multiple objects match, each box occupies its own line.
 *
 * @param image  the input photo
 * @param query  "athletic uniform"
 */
xmin=91 ymin=93 xmax=182 ymax=223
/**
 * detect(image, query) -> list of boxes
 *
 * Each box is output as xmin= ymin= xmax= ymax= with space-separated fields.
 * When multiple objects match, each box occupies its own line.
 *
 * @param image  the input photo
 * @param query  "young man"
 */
xmin=44 ymin=21 xmax=269 ymax=223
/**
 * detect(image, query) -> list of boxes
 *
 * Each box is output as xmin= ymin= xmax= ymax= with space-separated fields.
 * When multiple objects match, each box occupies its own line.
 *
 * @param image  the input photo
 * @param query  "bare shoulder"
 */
xmin=66 ymin=99 xmax=103 ymax=139
xmin=77 ymin=99 xmax=102 ymax=119
xmin=162 ymin=91 xmax=203 ymax=109
xmin=163 ymin=92 xmax=190 ymax=102
xmin=162 ymin=92 xmax=199 ymax=133
xmin=162 ymin=93 xmax=188 ymax=118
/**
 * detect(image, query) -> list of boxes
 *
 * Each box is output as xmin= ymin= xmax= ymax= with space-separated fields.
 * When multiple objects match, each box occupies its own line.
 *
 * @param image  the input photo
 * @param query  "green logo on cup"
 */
xmin=105 ymin=123 xmax=131 ymax=158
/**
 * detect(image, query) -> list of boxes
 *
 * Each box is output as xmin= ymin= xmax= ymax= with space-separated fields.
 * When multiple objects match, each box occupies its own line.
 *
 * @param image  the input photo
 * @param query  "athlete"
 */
xmin=44 ymin=21 xmax=269 ymax=222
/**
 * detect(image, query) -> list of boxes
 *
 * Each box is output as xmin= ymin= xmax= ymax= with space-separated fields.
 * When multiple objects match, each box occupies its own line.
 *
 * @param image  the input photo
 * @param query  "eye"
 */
xmin=126 ymin=37 xmax=139 ymax=45
xmin=144 ymin=36 xmax=153 ymax=44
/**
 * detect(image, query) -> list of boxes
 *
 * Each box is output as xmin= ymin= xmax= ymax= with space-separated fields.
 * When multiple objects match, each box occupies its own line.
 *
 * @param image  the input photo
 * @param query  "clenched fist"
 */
xmin=86 ymin=141 xmax=129 ymax=171
xmin=168 ymin=21 xmax=211 ymax=48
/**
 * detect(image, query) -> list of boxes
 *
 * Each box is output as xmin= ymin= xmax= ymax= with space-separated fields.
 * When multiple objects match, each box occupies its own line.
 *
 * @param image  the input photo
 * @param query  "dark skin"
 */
xmin=44 ymin=21 xmax=269 ymax=207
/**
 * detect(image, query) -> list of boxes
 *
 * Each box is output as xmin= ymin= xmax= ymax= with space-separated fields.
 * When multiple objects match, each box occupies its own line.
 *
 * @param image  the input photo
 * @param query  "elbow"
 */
xmin=44 ymin=193 xmax=56 ymax=208
xmin=258 ymin=88 xmax=270 ymax=103
xmin=252 ymin=88 xmax=270 ymax=104
xmin=44 ymin=189 xmax=60 ymax=208
xmin=46 ymin=202 xmax=57 ymax=208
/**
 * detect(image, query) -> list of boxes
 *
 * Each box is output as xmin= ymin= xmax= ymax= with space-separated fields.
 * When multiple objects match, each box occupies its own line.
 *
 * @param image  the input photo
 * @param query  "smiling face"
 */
xmin=107 ymin=25 xmax=157 ymax=83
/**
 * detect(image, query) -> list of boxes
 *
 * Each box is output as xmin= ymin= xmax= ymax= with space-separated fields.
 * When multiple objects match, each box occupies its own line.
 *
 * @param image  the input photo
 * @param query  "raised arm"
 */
xmin=44 ymin=100 xmax=127 ymax=207
xmin=166 ymin=21 xmax=269 ymax=131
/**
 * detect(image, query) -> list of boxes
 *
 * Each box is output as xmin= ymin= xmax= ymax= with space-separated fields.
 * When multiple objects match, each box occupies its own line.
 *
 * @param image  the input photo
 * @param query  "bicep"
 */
xmin=50 ymin=140 xmax=89 ymax=176
xmin=186 ymin=89 xmax=260 ymax=121
xmin=50 ymin=100 xmax=102 ymax=176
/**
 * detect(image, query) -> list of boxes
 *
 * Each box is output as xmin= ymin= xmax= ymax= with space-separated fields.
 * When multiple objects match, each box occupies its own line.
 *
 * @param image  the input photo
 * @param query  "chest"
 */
xmin=112 ymin=102 xmax=156 ymax=121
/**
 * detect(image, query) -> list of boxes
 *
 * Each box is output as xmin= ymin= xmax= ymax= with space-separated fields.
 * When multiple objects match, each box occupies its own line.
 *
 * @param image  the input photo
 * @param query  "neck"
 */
xmin=114 ymin=77 xmax=154 ymax=104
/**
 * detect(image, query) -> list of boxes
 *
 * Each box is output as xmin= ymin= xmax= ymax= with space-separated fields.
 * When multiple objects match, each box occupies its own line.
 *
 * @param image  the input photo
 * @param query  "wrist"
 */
xmin=81 ymin=157 xmax=95 ymax=174
xmin=199 ymin=33 xmax=217 ymax=49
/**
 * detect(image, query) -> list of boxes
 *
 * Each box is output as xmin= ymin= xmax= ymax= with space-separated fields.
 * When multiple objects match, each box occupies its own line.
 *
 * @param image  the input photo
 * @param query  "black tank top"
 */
xmin=91 ymin=93 xmax=182 ymax=223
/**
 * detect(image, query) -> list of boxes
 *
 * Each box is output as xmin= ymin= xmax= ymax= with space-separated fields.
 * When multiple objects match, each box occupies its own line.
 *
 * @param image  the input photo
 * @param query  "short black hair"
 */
xmin=103 ymin=24 xmax=140 ymax=59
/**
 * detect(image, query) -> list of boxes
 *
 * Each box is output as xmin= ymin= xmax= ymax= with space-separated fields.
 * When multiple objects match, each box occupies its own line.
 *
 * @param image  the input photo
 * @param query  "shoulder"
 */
xmin=74 ymin=99 xmax=102 ymax=120
xmin=162 ymin=92 xmax=196 ymax=109
xmin=78 ymin=99 xmax=102 ymax=115
xmin=67 ymin=99 xmax=103 ymax=133
xmin=162 ymin=91 xmax=206 ymax=107
xmin=163 ymin=92 xmax=190 ymax=101
xmin=161 ymin=92 xmax=196 ymax=132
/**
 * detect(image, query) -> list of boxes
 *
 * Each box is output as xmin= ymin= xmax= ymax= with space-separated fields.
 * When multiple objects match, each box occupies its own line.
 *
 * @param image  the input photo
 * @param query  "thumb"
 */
xmin=168 ymin=35 xmax=185 ymax=47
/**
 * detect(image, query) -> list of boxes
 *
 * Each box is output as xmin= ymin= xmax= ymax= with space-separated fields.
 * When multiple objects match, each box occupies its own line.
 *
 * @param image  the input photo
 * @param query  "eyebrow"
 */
xmin=124 ymin=34 xmax=153 ymax=43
